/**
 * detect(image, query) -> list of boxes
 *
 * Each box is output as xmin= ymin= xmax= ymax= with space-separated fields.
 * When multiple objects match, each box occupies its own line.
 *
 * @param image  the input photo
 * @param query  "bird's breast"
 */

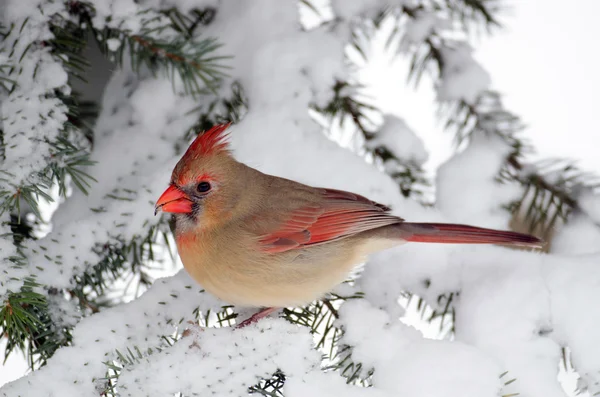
xmin=176 ymin=230 xmax=401 ymax=308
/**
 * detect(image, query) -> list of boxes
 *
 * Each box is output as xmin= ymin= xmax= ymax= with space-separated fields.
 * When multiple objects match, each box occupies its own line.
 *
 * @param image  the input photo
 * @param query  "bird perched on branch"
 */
xmin=155 ymin=123 xmax=542 ymax=327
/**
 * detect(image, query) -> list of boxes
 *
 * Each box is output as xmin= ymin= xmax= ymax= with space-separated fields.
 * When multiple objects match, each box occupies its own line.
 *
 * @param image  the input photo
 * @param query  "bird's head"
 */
xmin=155 ymin=123 xmax=242 ymax=233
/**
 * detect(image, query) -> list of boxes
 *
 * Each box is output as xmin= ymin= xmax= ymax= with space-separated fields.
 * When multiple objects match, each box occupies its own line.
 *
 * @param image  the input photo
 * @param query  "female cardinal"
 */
xmin=155 ymin=123 xmax=542 ymax=327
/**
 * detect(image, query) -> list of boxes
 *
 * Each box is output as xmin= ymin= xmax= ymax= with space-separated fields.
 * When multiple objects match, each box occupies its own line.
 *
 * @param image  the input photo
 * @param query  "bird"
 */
xmin=155 ymin=123 xmax=542 ymax=327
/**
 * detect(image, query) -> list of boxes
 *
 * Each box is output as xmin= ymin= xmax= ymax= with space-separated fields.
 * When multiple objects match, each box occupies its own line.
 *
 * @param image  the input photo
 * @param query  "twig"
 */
xmin=68 ymin=289 xmax=100 ymax=313
xmin=507 ymin=154 xmax=578 ymax=209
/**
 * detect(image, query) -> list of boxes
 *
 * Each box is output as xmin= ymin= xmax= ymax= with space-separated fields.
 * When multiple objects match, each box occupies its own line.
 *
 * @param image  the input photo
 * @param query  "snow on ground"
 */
xmin=1 ymin=0 xmax=600 ymax=396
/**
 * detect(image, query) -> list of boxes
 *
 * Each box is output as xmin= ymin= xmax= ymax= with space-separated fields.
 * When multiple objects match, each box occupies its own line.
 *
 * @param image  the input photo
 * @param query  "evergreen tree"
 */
xmin=1 ymin=1 xmax=599 ymax=396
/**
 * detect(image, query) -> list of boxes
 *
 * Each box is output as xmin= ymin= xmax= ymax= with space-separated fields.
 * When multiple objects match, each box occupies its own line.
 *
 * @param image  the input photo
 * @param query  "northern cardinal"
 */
xmin=155 ymin=123 xmax=542 ymax=327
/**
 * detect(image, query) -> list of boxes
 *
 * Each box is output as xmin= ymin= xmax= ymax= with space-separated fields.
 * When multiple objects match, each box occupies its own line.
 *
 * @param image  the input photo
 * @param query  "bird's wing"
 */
xmin=259 ymin=188 xmax=402 ymax=253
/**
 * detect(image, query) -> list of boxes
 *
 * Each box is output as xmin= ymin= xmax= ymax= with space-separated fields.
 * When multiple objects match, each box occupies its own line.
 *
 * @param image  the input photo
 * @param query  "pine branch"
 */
xmin=0 ymin=11 xmax=96 ymax=229
xmin=314 ymin=81 xmax=431 ymax=199
xmin=445 ymin=0 xmax=503 ymax=30
xmin=47 ymin=15 xmax=89 ymax=82
xmin=71 ymin=222 xmax=168 ymax=307
xmin=0 ymin=24 xmax=17 ymax=94
xmin=249 ymin=370 xmax=286 ymax=396
xmin=57 ymin=90 xmax=99 ymax=145
xmin=179 ymin=80 xmax=248 ymax=147
xmin=0 ymin=2 xmax=229 ymax=368
xmin=0 ymin=277 xmax=60 ymax=368
xmin=101 ymin=338 xmax=177 ymax=397
xmin=440 ymin=91 xmax=596 ymax=239
xmin=504 ymin=156 xmax=599 ymax=239
xmin=162 ymin=7 xmax=217 ymax=38
xmin=1 ymin=211 xmax=168 ymax=368
xmin=283 ymin=291 xmax=373 ymax=386
xmin=0 ymin=134 xmax=95 ymax=221
xmin=315 ymin=81 xmax=377 ymax=134
xmin=395 ymin=5 xmax=599 ymax=240
xmin=67 ymin=2 xmax=229 ymax=96
xmin=128 ymin=34 xmax=227 ymax=94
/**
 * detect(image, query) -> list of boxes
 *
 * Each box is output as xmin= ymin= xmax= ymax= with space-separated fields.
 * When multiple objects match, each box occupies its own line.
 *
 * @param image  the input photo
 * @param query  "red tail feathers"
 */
xmin=400 ymin=222 xmax=543 ymax=248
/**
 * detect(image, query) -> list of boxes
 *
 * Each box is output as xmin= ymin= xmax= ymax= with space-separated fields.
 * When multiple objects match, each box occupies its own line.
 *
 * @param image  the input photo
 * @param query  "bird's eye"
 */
xmin=196 ymin=181 xmax=211 ymax=193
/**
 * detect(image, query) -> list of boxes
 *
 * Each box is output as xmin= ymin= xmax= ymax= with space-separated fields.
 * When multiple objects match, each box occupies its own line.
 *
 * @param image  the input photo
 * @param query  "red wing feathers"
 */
xmin=259 ymin=188 xmax=401 ymax=253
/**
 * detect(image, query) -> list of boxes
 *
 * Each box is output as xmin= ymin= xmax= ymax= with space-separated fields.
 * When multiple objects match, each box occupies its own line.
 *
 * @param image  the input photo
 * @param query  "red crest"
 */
xmin=185 ymin=122 xmax=232 ymax=157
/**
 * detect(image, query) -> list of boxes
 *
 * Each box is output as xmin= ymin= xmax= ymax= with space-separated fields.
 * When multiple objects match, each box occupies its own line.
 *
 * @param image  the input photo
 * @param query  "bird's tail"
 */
xmin=398 ymin=222 xmax=543 ymax=248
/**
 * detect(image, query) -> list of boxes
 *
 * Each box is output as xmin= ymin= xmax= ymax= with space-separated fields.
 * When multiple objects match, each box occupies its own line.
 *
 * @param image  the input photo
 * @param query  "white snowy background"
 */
xmin=1 ymin=0 xmax=600 ymax=396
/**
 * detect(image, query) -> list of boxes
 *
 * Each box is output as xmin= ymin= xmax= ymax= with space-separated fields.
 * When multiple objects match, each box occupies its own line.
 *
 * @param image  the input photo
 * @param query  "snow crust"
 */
xmin=1 ymin=1 xmax=599 ymax=397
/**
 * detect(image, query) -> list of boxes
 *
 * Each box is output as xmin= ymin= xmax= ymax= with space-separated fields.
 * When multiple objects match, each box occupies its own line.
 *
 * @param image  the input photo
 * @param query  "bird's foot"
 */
xmin=236 ymin=307 xmax=278 ymax=329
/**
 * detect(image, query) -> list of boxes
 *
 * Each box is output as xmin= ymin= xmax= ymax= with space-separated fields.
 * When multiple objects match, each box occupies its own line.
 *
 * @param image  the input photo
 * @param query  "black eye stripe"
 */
xmin=197 ymin=181 xmax=211 ymax=193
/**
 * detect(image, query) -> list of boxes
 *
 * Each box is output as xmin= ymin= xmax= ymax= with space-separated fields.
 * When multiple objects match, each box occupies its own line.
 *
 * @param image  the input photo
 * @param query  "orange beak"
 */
xmin=155 ymin=185 xmax=193 ymax=215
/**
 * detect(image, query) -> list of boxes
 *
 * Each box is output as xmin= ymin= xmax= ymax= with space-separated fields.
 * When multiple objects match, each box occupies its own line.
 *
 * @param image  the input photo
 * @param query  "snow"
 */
xmin=0 ymin=225 xmax=28 ymax=294
xmin=331 ymin=0 xmax=413 ymax=21
xmin=551 ymin=213 xmax=600 ymax=255
xmin=436 ymin=42 xmax=492 ymax=103
xmin=366 ymin=115 xmax=428 ymax=165
xmin=105 ymin=38 xmax=121 ymax=52
xmin=436 ymin=133 xmax=522 ymax=228
xmin=577 ymin=188 xmax=600 ymax=223
xmin=360 ymin=242 xmax=600 ymax=397
xmin=0 ymin=271 xmax=225 ymax=396
xmin=140 ymin=0 xmax=221 ymax=13
xmin=87 ymin=0 xmax=163 ymax=34
xmin=286 ymin=371 xmax=390 ymax=397
xmin=0 ymin=0 xmax=70 ymax=185
xmin=402 ymin=10 xmax=451 ymax=46
xmin=338 ymin=300 xmax=503 ymax=397
xmin=118 ymin=319 xmax=319 ymax=396
xmin=2 ymin=1 xmax=600 ymax=397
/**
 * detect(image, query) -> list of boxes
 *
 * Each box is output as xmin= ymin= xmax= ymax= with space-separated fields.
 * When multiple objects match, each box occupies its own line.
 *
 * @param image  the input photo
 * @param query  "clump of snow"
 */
xmin=0 ymin=271 xmax=225 ymax=396
xmin=436 ymin=133 xmax=521 ymax=229
xmin=142 ymin=0 xmax=221 ymax=13
xmin=15 ymin=67 xmax=198 ymax=291
xmin=338 ymin=300 xmax=503 ymax=397
xmin=118 ymin=319 xmax=319 ymax=396
xmin=550 ymin=213 xmax=600 ymax=255
xmin=366 ymin=115 xmax=428 ymax=165
xmin=0 ymin=0 xmax=70 ymax=185
xmin=436 ymin=42 xmax=491 ymax=103
xmin=331 ymin=0 xmax=413 ymax=21
xmin=402 ymin=10 xmax=451 ymax=46
xmin=576 ymin=188 xmax=600 ymax=223
xmin=361 ymin=238 xmax=600 ymax=397
xmin=105 ymin=38 xmax=121 ymax=52
xmin=47 ymin=292 xmax=81 ymax=332
xmin=286 ymin=371 xmax=390 ymax=397
xmin=0 ymin=225 xmax=29 ymax=298
xmin=87 ymin=0 xmax=170 ymax=34
xmin=551 ymin=177 xmax=600 ymax=256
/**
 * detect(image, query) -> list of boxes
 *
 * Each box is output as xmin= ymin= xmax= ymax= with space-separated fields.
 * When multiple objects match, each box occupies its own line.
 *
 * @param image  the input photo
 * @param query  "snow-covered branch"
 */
xmin=2 ymin=1 xmax=599 ymax=397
